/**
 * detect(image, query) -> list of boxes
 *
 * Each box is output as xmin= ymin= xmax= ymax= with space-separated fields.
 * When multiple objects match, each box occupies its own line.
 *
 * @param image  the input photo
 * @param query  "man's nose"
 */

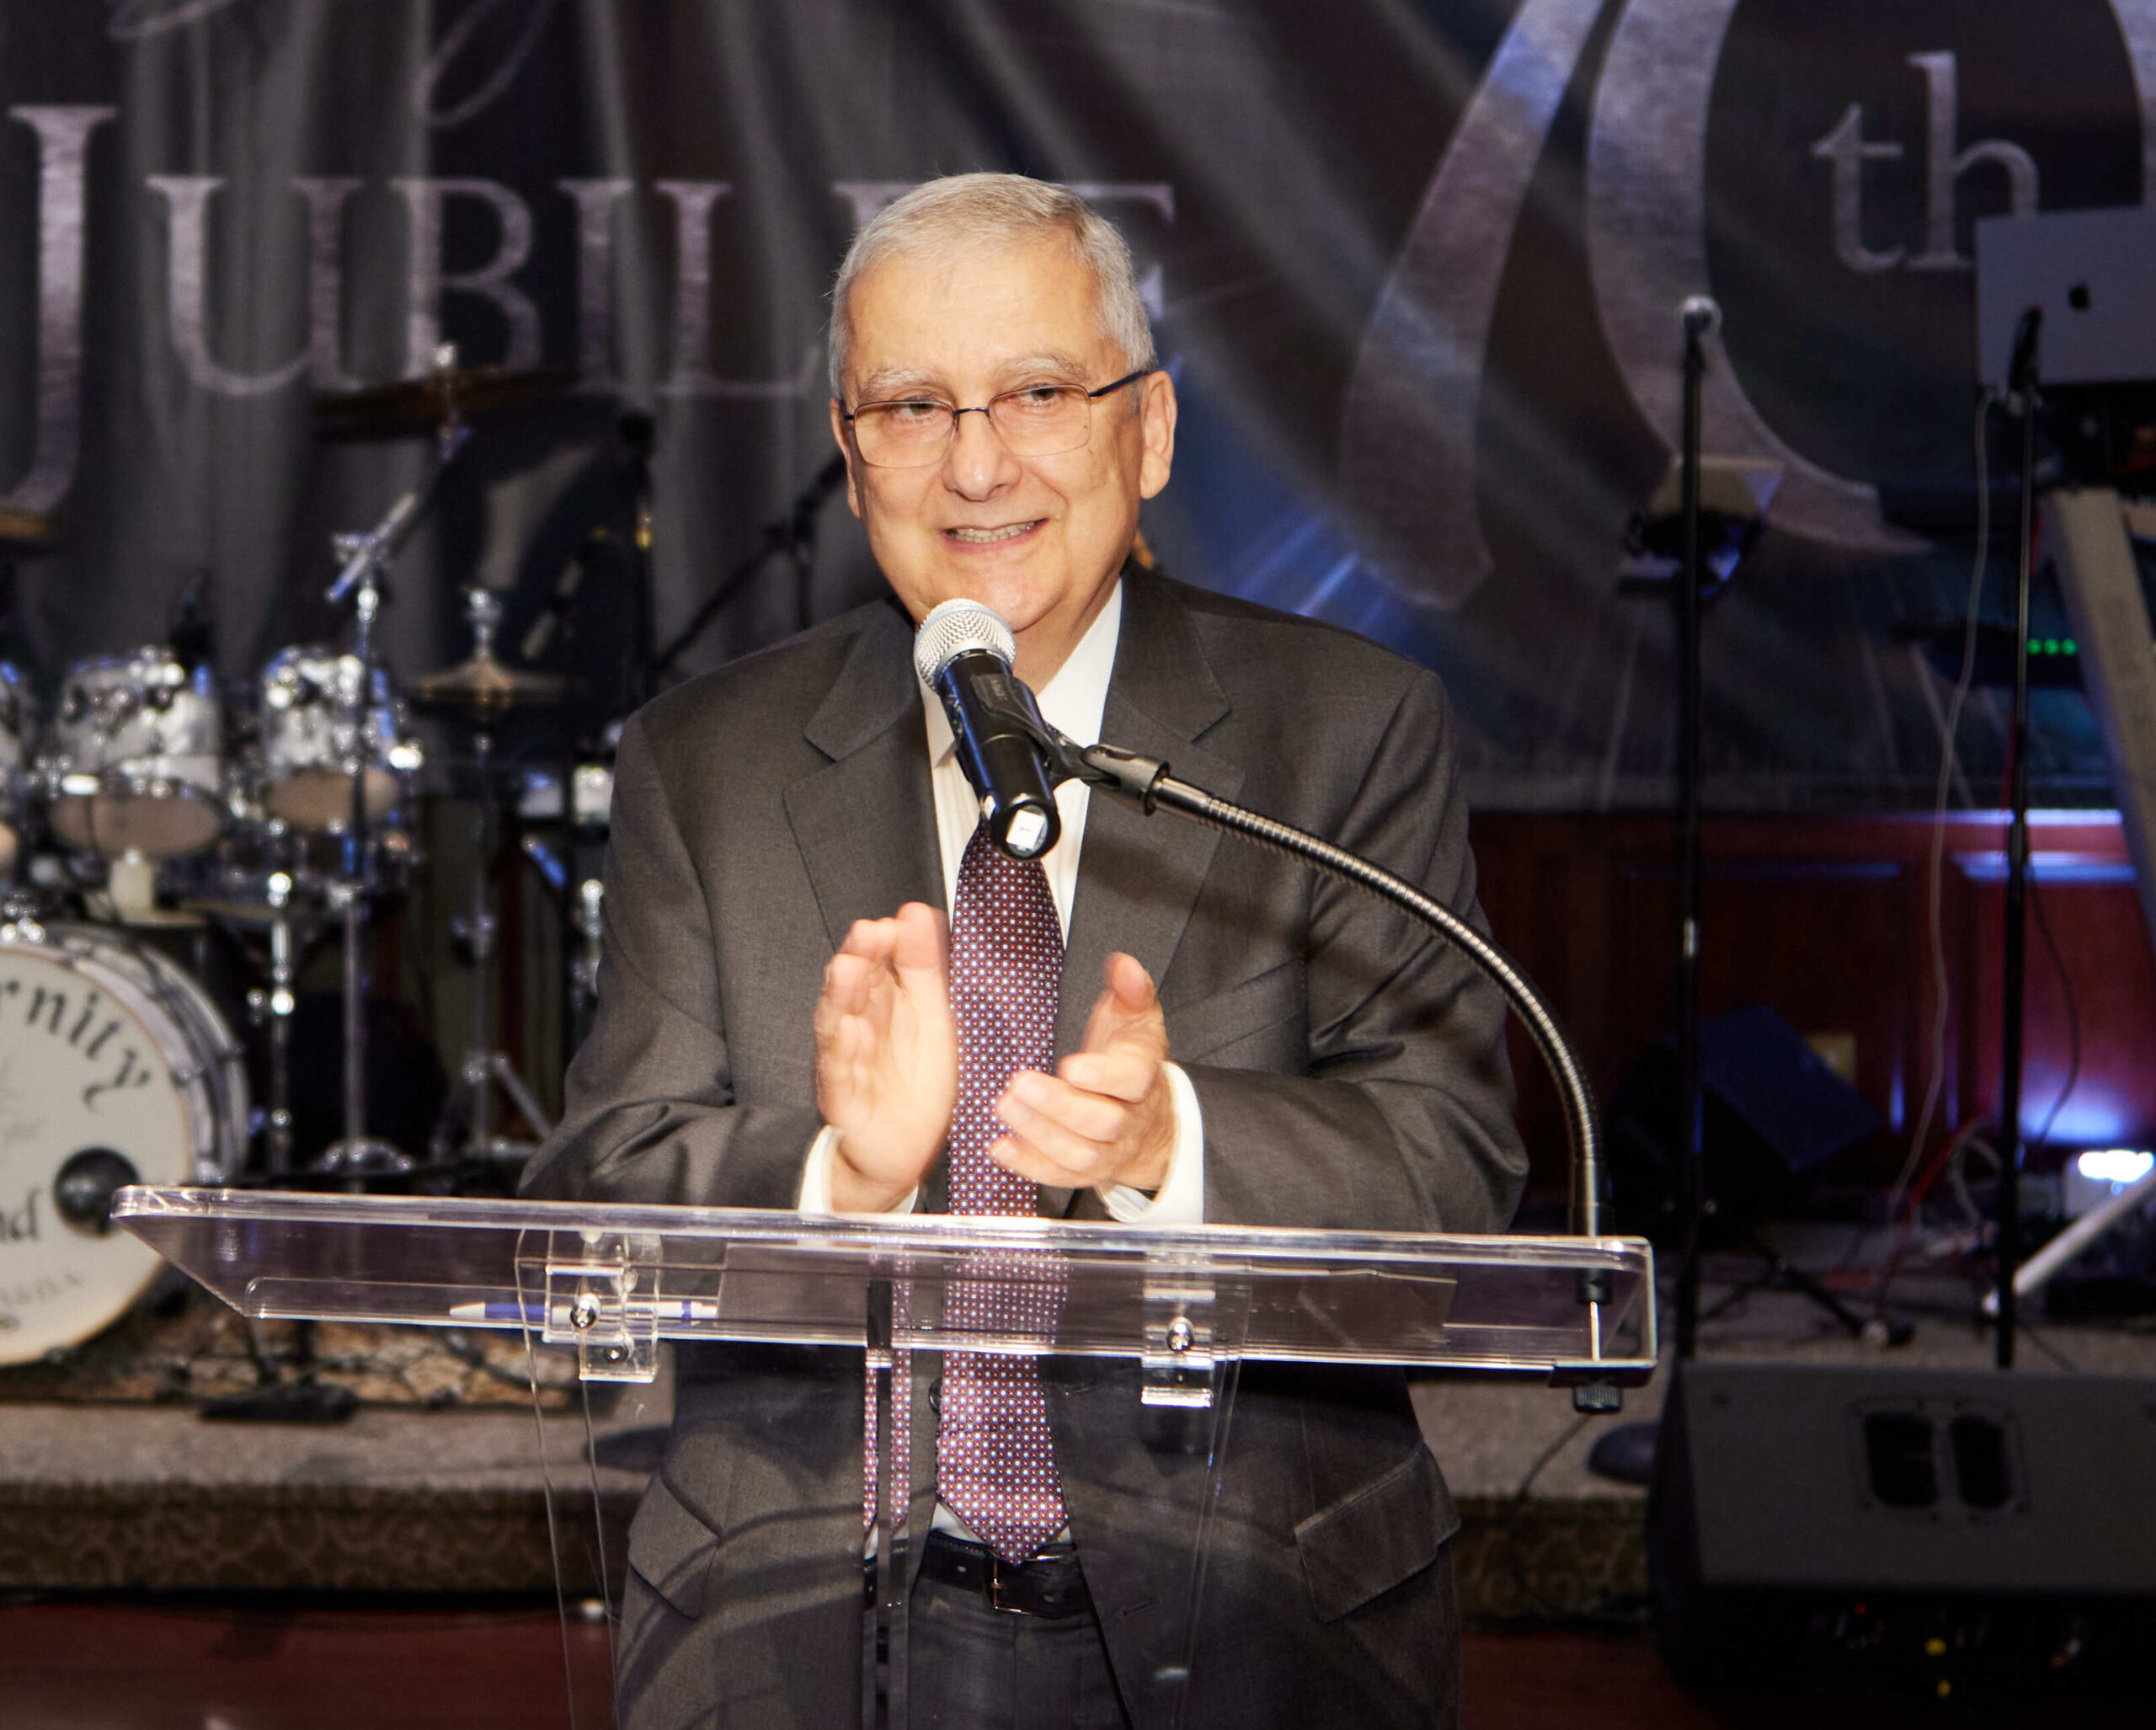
xmin=943 ymin=405 xmax=1021 ymax=497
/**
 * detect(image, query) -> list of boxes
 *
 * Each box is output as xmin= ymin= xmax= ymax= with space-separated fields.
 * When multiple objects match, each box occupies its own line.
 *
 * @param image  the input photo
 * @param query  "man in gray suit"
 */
xmin=523 ymin=173 xmax=1526 ymax=1729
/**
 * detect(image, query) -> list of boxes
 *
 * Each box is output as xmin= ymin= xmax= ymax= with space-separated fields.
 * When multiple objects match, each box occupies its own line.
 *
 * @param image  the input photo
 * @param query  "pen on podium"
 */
xmin=446 ymin=1299 xmax=723 ymax=1326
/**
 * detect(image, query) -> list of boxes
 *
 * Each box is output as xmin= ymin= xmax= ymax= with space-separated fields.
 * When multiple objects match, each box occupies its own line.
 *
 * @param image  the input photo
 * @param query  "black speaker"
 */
xmin=1610 ymin=1003 xmax=1881 ymax=1239
xmin=1648 ymin=1361 xmax=2156 ymax=1697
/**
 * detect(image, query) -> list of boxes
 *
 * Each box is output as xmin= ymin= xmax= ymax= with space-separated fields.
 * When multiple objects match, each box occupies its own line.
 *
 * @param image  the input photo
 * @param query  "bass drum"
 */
xmin=0 ymin=920 xmax=247 ymax=1364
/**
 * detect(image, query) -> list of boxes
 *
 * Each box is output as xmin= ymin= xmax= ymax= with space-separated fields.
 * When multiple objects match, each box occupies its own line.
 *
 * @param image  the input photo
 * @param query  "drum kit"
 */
xmin=0 ymin=351 xmax=625 ymax=1369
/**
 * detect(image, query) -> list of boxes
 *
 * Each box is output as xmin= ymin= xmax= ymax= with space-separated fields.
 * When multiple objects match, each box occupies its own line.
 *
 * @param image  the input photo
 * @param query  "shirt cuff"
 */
xmin=1102 ymin=1061 xmax=1204 ymax=1224
xmin=798 ymin=1125 xmax=918 ymax=1215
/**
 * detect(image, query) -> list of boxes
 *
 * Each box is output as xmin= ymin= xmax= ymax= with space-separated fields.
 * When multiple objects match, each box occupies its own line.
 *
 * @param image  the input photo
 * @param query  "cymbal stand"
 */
xmin=313 ymin=533 xmax=411 ymax=1177
xmin=433 ymin=590 xmax=553 ymax=1163
xmin=315 ymin=348 xmax=472 ymax=1177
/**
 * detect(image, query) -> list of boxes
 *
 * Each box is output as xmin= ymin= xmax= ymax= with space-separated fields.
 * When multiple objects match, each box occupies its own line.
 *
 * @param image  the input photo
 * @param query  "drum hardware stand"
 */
xmin=572 ymin=871 xmax=604 ymax=1047
xmin=236 ymin=876 xmax=307 ymax=1177
xmin=315 ymin=346 xmax=472 ymax=1179
xmin=520 ymin=831 xmax=606 ymax=1078
xmin=105 ymin=848 xmax=160 ymax=921
xmin=429 ymin=588 xmax=554 ymax=1164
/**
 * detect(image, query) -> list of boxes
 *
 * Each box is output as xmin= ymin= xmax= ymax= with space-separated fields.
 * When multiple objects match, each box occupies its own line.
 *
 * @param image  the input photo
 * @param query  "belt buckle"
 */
xmin=984 ymin=1551 xmax=1025 ymax=1615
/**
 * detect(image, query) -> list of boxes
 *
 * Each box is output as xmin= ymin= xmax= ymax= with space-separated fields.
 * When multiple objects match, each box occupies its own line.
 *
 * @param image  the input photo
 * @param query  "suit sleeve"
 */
xmin=518 ymin=713 xmax=824 ymax=1209
xmin=1186 ymin=670 xmax=1529 ymax=1236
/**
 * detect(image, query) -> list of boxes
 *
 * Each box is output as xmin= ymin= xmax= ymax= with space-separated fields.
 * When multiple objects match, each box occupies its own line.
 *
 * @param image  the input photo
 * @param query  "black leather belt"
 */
xmin=917 ymin=1529 xmax=1094 ymax=1619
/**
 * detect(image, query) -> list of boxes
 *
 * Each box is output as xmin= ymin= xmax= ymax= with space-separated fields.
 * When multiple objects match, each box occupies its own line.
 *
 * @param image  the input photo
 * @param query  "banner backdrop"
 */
xmin=2 ymin=1 xmax=2152 ymax=809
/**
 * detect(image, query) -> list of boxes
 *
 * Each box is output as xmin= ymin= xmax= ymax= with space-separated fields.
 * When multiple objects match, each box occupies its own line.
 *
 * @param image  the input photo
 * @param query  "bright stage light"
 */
xmin=2077 ymin=1149 xmax=2155 ymax=1186
xmin=2064 ymin=1148 xmax=2156 ymax=1216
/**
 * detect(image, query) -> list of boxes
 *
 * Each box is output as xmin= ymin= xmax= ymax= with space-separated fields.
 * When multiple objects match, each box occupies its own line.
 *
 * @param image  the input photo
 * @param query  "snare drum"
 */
xmin=0 ymin=917 xmax=246 ymax=1364
xmin=0 ymin=663 xmax=27 ymax=874
xmin=45 ymin=649 xmax=227 ymax=858
xmin=256 ymin=646 xmax=420 ymax=831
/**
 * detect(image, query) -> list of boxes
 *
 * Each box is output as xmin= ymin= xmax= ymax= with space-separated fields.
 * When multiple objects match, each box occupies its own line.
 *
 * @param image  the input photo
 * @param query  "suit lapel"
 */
xmin=782 ymin=600 xmax=945 ymax=948
xmin=1056 ymin=570 xmax=1242 ymax=1068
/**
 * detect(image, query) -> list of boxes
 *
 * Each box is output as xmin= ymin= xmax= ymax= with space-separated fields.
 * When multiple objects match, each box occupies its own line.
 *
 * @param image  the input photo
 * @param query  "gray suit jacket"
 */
xmin=522 ymin=567 xmax=1527 ymax=1728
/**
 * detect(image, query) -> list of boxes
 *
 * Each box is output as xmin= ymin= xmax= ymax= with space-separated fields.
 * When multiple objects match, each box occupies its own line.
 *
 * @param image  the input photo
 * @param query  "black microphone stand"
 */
xmin=1672 ymin=296 xmax=1716 ymax=1363
xmin=619 ymin=411 xmax=658 ymax=712
xmin=1995 ymin=311 xmax=2043 ymax=1370
xmin=652 ymin=454 xmax=849 ymax=681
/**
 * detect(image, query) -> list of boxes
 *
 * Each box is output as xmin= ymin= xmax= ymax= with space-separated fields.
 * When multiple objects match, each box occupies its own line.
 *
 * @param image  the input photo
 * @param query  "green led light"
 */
xmin=2063 ymin=638 xmax=2078 ymax=654
xmin=2043 ymin=638 xmax=2060 ymax=654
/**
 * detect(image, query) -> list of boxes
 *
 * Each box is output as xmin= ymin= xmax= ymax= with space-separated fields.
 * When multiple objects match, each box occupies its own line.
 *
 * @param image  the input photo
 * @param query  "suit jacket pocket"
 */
xmin=628 ymin=1474 xmax=721 ymax=1620
xmin=1293 ymin=1444 xmax=1460 ymax=1624
xmin=1165 ymin=958 xmax=1299 ymax=1065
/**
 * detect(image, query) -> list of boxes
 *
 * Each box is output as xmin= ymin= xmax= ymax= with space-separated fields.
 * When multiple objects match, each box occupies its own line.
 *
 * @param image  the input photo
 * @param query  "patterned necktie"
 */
xmin=934 ymin=824 xmax=1070 ymax=1562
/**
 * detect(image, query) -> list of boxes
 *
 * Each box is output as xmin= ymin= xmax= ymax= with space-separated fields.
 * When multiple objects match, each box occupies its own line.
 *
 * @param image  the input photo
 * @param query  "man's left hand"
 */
xmin=991 ymin=952 xmax=1176 ymax=1194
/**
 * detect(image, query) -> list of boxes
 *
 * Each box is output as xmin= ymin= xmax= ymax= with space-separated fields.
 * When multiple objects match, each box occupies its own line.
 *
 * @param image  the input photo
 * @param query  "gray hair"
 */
xmin=828 ymin=173 xmax=1156 ymax=398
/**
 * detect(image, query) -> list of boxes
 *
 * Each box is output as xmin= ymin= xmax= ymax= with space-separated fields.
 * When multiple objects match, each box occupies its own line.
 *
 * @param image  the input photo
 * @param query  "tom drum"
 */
xmin=45 ymin=649 xmax=227 ymax=859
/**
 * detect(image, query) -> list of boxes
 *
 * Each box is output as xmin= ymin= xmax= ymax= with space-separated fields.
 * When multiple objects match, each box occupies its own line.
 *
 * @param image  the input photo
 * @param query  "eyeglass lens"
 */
xmin=853 ymin=385 xmax=1093 ymax=467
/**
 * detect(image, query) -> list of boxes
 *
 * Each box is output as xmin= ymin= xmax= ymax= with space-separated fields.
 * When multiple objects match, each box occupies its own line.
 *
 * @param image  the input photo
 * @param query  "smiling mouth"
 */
xmin=945 ymin=521 xmax=1041 ymax=545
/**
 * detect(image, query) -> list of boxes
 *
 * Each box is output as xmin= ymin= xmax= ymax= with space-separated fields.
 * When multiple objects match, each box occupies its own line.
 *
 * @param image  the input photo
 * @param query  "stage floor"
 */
xmin=3 ymin=1229 xmax=2152 ymax=1649
xmin=1 ymin=1599 xmax=2147 ymax=1730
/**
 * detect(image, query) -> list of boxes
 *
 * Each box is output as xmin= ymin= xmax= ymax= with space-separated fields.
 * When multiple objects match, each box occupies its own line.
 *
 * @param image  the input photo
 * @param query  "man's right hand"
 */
xmin=813 ymin=901 xmax=958 ymax=1213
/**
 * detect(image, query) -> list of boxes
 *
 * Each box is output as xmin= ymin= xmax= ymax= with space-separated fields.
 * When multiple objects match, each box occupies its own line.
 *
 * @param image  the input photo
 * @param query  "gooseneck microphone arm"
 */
xmin=1070 ymin=740 xmax=1606 ymax=1243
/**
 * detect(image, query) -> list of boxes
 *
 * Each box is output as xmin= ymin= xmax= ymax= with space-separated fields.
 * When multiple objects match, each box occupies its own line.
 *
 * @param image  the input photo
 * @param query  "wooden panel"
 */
xmin=1470 ymin=813 xmax=2156 ymax=1196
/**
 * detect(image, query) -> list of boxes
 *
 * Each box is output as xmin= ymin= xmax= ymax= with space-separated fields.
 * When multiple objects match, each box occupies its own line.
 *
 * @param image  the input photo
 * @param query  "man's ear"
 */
xmin=1137 ymin=370 xmax=1177 ymax=501
xmin=829 ymin=398 xmax=864 ymax=518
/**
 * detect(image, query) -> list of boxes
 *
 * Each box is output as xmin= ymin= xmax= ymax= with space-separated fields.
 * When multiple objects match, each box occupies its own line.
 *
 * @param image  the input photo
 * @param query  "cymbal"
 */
xmin=413 ymin=652 xmax=568 ymax=713
xmin=313 ymin=366 xmax=575 ymax=441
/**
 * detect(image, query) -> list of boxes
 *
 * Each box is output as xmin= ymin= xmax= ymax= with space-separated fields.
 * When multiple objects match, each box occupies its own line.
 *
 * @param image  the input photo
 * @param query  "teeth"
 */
xmin=947 ymin=522 xmax=1035 ymax=544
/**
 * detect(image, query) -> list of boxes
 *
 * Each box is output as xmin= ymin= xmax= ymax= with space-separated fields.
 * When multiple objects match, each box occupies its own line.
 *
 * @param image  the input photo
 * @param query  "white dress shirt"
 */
xmin=798 ymin=578 xmax=1206 ymax=1222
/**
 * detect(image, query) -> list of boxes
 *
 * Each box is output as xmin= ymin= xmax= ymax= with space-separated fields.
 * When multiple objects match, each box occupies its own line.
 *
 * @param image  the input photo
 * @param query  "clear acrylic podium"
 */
xmin=117 ymin=1186 xmax=1654 ymax=1726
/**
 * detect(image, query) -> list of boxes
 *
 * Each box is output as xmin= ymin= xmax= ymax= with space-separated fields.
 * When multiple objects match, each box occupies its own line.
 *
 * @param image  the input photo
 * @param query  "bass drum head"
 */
xmin=0 ymin=924 xmax=244 ymax=1364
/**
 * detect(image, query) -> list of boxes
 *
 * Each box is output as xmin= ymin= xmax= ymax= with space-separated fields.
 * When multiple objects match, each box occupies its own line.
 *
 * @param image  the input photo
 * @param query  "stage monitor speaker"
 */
xmin=1649 ymin=1360 xmax=2156 ymax=1698
xmin=1609 ymin=1003 xmax=1881 ymax=1240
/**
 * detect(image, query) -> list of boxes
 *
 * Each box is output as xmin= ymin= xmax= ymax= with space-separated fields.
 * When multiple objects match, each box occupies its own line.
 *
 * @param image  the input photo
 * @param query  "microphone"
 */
xmin=912 ymin=600 xmax=1063 ymax=861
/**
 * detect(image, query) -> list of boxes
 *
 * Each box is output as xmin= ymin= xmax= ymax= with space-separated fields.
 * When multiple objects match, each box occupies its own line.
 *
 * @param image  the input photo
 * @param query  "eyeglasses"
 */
xmin=841 ymin=370 xmax=1152 ymax=468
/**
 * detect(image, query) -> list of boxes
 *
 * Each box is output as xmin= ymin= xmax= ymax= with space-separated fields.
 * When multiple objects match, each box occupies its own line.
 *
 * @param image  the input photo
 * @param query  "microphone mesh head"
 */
xmin=913 ymin=599 xmax=1017 ymax=686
